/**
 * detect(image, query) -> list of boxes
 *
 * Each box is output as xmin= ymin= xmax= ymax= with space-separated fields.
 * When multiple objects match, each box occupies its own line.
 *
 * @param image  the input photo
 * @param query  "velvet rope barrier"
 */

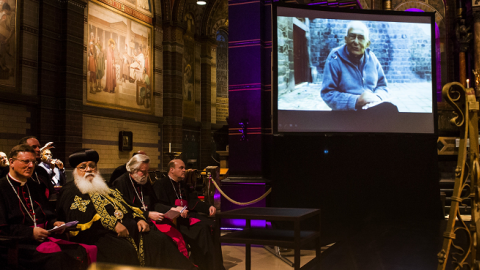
xmin=208 ymin=176 xmax=272 ymax=206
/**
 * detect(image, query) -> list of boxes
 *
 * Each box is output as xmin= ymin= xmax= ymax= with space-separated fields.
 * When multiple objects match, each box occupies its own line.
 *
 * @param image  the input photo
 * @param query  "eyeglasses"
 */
xmin=347 ymin=33 xmax=366 ymax=42
xmin=76 ymin=162 xmax=97 ymax=171
xmin=13 ymin=159 xmax=36 ymax=165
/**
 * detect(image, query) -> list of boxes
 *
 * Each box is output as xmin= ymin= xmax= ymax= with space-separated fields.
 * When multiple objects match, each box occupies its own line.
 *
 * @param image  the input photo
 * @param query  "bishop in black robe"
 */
xmin=154 ymin=173 xmax=225 ymax=270
xmin=112 ymin=166 xmax=189 ymax=258
xmin=0 ymin=176 xmax=89 ymax=270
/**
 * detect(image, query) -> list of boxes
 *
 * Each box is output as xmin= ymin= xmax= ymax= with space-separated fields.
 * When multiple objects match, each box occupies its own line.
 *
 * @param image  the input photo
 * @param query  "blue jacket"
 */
xmin=320 ymin=45 xmax=389 ymax=111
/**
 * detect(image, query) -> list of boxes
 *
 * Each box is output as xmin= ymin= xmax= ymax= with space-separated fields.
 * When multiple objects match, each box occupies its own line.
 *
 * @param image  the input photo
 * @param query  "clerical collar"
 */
xmin=168 ymin=175 xmax=179 ymax=182
xmin=7 ymin=173 xmax=27 ymax=186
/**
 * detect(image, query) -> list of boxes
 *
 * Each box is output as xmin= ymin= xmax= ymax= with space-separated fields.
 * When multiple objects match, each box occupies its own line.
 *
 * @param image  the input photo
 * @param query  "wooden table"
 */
xmin=215 ymin=207 xmax=321 ymax=270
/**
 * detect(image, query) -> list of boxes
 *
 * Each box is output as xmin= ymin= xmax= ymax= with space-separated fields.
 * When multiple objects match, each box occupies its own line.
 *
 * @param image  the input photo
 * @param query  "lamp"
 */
xmin=197 ymin=0 xmax=206 ymax=5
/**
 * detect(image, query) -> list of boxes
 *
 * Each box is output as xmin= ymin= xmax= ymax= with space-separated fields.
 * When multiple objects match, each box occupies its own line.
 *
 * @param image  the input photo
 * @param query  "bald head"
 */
xmin=168 ymin=159 xmax=185 ymax=182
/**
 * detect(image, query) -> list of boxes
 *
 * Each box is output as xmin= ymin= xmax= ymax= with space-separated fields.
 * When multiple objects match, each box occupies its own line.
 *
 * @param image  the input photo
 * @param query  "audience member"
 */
xmin=154 ymin=159 xmax=225 ymax=270
xmin=112 ymin=154 xmax=189 ymax=258
xmin=38 ymin=143 xmax=66 ymax=187
xmin=56 ymin=149 xmax=197 ymax=269
xmin=0 ymin=151 xmax=8 ymax=178
xmin=109 ymin=150 xmax=146 ymax=186
xmin=0 ymin=144 xmax=91 ymax=270
xmin=18 ymin=136 xmax=55 ymax=198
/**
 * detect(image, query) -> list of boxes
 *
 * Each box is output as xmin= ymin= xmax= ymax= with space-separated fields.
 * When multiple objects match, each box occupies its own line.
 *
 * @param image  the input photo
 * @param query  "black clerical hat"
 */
xmin=69 ymin=149 xmax=99 ymax=168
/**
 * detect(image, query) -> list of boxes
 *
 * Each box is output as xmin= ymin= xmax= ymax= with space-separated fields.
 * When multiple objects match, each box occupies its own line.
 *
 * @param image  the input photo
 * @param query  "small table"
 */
xmin=215 ymin=207 xmax=321 ymax=270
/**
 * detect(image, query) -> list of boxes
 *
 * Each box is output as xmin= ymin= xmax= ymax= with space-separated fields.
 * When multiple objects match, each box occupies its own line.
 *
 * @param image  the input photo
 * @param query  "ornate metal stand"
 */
xmin=438 ymin=82 xmax=480 ymax=270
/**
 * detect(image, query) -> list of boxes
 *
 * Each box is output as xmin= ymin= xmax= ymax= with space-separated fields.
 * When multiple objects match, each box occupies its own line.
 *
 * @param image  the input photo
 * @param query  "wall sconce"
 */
xmin=197 ymin=0 xmax=206 ymax=5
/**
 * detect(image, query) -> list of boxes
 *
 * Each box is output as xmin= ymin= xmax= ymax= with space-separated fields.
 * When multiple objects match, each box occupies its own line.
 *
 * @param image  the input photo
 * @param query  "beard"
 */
xmin=131 ymin=173 xmax=148 ymax=185
xmin=73 ymin=169 xmax=110 ymax=196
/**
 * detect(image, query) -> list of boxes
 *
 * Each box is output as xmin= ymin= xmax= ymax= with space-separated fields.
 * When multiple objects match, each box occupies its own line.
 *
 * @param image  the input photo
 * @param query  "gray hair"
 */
xmin=126 ymin=154 xmax=150 ymax=173
xmin=345 ymin=21 xmax=370 ymax=40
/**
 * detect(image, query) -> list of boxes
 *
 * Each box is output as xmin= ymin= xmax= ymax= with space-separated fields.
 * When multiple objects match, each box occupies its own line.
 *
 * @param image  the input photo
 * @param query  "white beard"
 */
xmin=73 ymin=169 xmax=110 ymax=196
xmin=131 ymin=173 xmax=148 ymax=185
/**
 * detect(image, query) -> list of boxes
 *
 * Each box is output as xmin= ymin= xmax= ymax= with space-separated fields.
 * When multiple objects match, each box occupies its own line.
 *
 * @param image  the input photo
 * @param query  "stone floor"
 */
xmin=278 ymin=82 xmax=433 ymax=113
xmin=221 ymin=244 xmax=318 ymax=270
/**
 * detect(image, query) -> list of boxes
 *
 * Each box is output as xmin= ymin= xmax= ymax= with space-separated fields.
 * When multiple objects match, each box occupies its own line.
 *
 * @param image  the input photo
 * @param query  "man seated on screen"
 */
xmin=320 ymin=21 xmax=395 ymax=111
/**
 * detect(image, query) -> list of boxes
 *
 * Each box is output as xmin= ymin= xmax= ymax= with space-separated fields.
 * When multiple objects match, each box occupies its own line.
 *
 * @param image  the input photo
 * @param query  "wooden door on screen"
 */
xmin=293 ymin=24 xmax=309 ymax=85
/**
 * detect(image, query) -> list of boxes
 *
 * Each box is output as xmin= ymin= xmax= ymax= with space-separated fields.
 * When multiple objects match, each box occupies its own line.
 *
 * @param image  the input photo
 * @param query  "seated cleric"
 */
xmin=154 ymin=159 xmax=225 ymax=270
xmin=112 ymin=154 xmax=190 ymax=259
xmin=0 ymin=144 xmax=93 ymax=270
xmin=320 ymin=21 xmax=392 ymax=111
xmin=56 ymin=149 xmax=197 ymax=269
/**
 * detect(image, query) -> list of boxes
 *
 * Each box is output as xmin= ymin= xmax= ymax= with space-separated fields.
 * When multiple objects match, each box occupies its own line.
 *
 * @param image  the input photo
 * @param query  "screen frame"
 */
xmin=271 ymin=3 xmax=438 ymax=136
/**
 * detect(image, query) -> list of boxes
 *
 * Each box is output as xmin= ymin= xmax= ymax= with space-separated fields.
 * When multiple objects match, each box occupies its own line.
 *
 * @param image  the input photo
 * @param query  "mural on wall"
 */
xmin=183 ymin=13 xmax=195 ymax=118
xmin=87 ymin=1 xmax=153 ymax=114
xmin=119 ymin=0 xmax=151 ymax=15
xmin=96 ymin=0 xmax=153 ymax=21
xmin=0 ymin=0 xmax=16 ymax=87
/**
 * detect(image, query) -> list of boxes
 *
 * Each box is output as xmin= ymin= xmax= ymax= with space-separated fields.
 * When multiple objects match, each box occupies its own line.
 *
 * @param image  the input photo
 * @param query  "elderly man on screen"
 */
xmin=320 ymin=21 xmax=391 ymax=111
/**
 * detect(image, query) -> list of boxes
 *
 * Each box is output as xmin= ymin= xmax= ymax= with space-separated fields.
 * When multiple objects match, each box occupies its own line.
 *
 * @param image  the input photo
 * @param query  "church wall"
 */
xmin=82 ymin=114 xmax=161 ymax=172
xmin=0 ymin=0 xmax=228 ymax=171
xmin=0 ymin=103 xmax=31 ymax=153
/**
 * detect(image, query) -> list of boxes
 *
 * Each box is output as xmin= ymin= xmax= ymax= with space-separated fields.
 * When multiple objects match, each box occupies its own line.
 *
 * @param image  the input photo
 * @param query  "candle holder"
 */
xmin=166 ymin=152 xmax=182 ymax=161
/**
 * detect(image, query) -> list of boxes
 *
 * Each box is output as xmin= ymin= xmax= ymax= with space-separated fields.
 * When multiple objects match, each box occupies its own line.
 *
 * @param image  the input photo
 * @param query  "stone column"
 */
xmin=38 ymin=0 xmax=85 ymax=165
xmin=200 ymin=37 xmax=215 ymax=169
xmin=228 ymin=0 xmax=271 ymax=176
xmin=162 ymin=24 xmax=184 ymax=170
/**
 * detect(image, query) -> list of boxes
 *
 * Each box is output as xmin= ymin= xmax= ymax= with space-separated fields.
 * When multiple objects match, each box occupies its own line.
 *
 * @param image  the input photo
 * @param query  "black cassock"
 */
xmin=0 ymin=175 xmax=88 ymax=270
xmin=153 ymin=176 xmax=225 ymax=270
xmin=112 ymin=173 xmax=190 ymax=258
xmin=112 ymin=173 xmax=170 ymax=217
xmin=56 ymin=181 xmax=196 ymax=269
xmin=31 ymin=165 xmax=55 ymax=199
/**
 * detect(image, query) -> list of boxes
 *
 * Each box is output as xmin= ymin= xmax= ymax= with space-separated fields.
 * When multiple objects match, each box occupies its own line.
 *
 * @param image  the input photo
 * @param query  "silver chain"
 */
xmin=6 ymin=175 xmax=36 ymax=227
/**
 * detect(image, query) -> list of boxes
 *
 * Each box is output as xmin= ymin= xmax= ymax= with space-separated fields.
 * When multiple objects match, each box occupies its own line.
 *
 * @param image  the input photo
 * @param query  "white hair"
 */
xmin=346 ymin=21 xmax=370 ymax=40
xmin=73 ymin=168 xmax=110 ymax=196
xmin=126 ymin=154 xmax=150 ymax=173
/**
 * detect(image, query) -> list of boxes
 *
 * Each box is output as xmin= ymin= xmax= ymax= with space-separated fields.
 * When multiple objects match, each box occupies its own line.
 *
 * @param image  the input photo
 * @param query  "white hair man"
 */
xmin=56 ymin=149 xmax=196 ymax=269
xmin=153 ymin=159 xmax=225 ymax=270
xmin=321 ymin=21 xmax=395 ymax=112
xmin=112 ymin=154 xmax=190 ymax=258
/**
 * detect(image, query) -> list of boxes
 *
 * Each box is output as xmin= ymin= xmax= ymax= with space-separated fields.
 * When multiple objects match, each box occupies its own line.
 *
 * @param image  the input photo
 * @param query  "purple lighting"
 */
xmin=226 ymin=219 xmax=267 ymax=228
xmin=214 ymin=190 xmax=221 ymax=200
xmin=405 ymin=8 xmax=424 ymax=12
